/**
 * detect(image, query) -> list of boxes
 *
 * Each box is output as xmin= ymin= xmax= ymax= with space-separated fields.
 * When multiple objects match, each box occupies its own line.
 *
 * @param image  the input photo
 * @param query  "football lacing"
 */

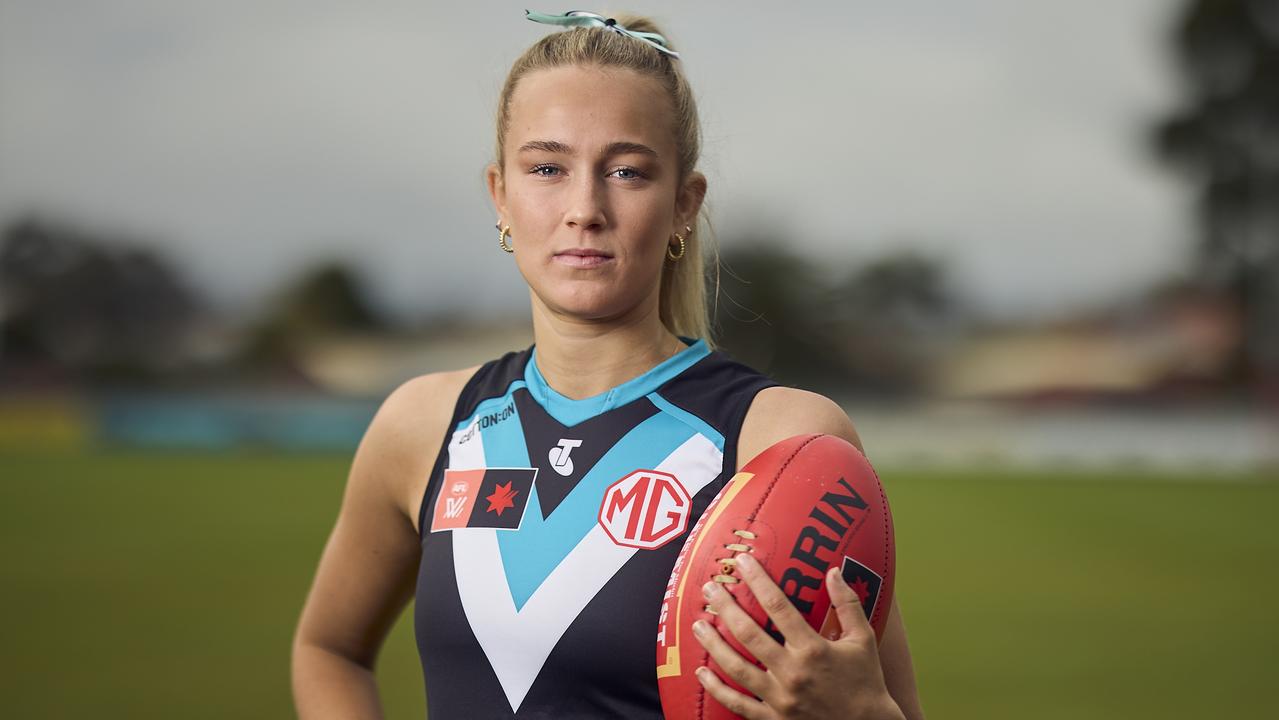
xmin=711 ymin=528 xmax=758 ymax=585
xmin=703 ymin=528 xmax=757 ymax=614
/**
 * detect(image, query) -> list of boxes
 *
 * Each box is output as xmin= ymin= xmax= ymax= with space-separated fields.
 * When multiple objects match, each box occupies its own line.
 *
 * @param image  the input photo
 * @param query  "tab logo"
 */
xmin=548 ymin=438 xmax=582 ymax=477
xmin=598 ymin=470 xmax=691 ymax=550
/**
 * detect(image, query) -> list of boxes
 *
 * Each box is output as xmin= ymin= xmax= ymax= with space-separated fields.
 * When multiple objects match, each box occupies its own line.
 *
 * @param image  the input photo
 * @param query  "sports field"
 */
xmin=1 ymin=450 xmax=1275 ymax=718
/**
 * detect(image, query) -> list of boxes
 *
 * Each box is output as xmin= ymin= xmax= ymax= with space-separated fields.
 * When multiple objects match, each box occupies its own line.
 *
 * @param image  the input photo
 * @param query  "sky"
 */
xmin=0 ymin=0 xmax=1192 ymax=324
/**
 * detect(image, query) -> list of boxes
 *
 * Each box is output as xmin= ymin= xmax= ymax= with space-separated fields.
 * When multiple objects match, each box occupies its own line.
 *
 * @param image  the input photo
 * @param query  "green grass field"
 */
xmin=1 ymin=450 xmax=1275 ymax=718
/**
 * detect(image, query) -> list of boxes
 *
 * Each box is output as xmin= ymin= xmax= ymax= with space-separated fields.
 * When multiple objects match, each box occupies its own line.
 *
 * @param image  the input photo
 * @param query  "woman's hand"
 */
xmin=693 ymin=552 xmax=906 ymax=720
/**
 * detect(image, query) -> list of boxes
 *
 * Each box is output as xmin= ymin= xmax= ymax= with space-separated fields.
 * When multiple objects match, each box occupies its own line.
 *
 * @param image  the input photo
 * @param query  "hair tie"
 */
xmin=525 ymin=10 xmax=681 ymax=59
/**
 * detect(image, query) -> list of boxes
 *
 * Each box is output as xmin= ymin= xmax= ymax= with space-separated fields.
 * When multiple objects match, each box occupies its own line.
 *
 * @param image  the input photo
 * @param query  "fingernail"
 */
xmin=693 ymin=620 xmax=708 ymax=636
xmin=702 ymin=581 xmax=718 ymax=598
xmin=829 ymin=567 xmax=848 ymax=587
xmin=695 ymin=667 xmax=710 ymax=683
xmin=735 ymin=553 xmax=755 ymax=570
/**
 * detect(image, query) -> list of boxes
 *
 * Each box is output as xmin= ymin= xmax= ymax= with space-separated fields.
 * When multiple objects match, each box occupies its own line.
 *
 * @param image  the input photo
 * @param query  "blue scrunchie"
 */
xmin=525 ymin=10 xmax=681 ymax=59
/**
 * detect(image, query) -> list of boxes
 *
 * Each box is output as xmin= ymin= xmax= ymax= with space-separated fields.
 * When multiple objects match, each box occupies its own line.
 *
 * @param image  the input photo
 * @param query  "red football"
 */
xmin=655 ymin=433 xmax=896 ymax=719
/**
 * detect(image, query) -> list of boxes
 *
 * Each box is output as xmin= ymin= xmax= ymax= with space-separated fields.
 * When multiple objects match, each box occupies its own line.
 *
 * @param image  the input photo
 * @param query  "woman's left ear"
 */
xmin=486 ymin=163 xmax=507 ymax=218
xmin=675 ymin=171 xmax=707 ymax=229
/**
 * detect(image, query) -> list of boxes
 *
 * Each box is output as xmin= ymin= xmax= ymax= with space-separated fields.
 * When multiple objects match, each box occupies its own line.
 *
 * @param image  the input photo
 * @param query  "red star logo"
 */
xmin=486 ymin=481 xmax=519 ymax=516
xmin=850 ymin=576 xmax=871 ymax=604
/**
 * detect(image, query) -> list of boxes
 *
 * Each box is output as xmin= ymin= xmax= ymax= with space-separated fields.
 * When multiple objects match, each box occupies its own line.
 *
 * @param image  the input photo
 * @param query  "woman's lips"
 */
xmin=553 ymin=250 xmax=613 ymax=268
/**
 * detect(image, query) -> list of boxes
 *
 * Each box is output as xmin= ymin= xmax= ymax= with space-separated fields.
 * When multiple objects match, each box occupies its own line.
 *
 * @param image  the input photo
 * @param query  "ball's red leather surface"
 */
xmin=656 ymin=434 xmax=895 ymax=720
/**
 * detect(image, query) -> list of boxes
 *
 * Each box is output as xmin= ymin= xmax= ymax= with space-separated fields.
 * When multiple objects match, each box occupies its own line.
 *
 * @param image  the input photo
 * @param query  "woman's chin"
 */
xmin=539 ymin=292 xmax=641 ymax=324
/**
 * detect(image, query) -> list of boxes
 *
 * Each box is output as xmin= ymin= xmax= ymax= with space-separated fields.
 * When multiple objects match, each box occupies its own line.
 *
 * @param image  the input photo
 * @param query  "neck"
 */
xmin=529 ymin=294 xmax=688 ymax=400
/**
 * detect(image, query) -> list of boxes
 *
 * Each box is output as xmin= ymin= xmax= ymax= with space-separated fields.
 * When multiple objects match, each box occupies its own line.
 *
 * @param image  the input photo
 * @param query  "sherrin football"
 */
xmin=655 ymin=433 xmax=896 ymax=720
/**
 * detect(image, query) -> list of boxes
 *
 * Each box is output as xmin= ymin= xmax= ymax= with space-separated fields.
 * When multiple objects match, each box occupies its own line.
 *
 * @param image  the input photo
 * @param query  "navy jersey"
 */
xmin=414 ymin=338 xmax=777 ymax=719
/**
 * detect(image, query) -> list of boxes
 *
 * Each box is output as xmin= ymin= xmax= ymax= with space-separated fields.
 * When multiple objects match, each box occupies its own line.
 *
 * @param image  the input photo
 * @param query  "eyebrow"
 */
xmin=516 ymin=139 xmax=659 ymax=159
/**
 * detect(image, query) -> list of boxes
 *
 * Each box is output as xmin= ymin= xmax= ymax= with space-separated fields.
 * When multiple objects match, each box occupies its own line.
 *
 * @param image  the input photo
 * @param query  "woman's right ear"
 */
xmin=486 ymin=163 xmax=506 ymax=219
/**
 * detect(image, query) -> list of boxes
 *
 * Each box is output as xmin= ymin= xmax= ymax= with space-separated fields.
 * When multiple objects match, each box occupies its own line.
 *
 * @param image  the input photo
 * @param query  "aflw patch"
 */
xmin=431 ymin=468 xmax=537 ymax=532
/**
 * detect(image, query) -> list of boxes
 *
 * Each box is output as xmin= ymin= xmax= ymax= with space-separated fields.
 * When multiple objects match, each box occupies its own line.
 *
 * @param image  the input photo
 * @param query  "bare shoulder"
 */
xmin=736 ymin=386 xmax=863 ymax=472
xmin=373 ymin=366 xmax=479 ymax=442
xmin=292 ymin=365 xmax=481 ymax=671
xmin=360 ymin=366 xmax=481 ymax=532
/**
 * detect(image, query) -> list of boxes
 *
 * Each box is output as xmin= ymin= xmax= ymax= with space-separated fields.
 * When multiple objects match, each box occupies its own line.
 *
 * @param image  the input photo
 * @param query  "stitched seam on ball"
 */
xmin=696 ymin=644 xmax=709 ymax=718
xmin=875 ymin=467 xmax=891 ymax=629
xmin=746 ymin=433 xmax=824 ymax=521
xmin=698 ymin=654 xmax=711 ymax=718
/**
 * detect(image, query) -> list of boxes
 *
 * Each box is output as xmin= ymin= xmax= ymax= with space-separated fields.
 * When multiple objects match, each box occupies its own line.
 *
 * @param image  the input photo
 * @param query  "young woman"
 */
xmin=292 ymin=11 xmax=924 ymax=720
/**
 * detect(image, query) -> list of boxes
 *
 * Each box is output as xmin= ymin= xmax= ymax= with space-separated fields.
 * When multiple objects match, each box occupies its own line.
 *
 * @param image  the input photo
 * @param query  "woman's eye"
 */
xmin=531 ymin=165 xmax=560 ymax=177
xmin=611 ymin=167 xmax=644 ymax=181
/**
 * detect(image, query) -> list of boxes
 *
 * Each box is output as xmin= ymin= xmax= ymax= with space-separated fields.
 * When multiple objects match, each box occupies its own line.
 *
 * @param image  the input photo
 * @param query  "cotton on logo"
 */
xmin=598 ymin=470 xmax=691 ymax=550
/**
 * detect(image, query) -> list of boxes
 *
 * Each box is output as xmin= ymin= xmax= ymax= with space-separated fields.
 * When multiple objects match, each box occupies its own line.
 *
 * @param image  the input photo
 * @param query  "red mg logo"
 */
xmin=598 ymin=470 xmax=691 ymax=550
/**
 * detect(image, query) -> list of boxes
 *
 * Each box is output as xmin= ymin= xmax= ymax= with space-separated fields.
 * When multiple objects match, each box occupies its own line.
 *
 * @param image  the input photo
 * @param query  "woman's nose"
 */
xmin=565 ymin=175 xmax=607 ymax=230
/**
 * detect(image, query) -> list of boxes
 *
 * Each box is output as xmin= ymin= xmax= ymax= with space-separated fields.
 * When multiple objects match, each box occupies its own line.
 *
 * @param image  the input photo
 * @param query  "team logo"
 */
xmin=548 ymin=438 xmax=582 ymax=477
xmin=817 ymin=555 xmax=885 ymax=640
xmin=597 ymin=470 xmax=691 ymax=550
xmin=430 ymin=468 xmax=538 ymax=532
xmin=840 ymin=555 xmax=883 ymax=620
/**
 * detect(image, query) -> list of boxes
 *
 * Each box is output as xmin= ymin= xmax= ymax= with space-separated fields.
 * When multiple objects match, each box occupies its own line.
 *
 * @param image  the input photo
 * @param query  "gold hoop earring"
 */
xmin=667 ymin=231 xmax=686 ymax=261
xmin=498 ymin=225 xmax=513 ymax=253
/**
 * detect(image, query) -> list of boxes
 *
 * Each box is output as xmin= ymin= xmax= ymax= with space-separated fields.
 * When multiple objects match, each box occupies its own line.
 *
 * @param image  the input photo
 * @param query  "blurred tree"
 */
xmin=829 ymin=250 xmax=959 ymax=394
xmin=269 ymin=262 xmax=381 ymax=335
xmin=712 ymin=242 xmax=957 ymax=395
xmin=832 ymin=251 xmax=953 ymax=334
xmin=241 ymin=261 xmax=384 ymax=367
xmin=1154 ymin=0 xmax=1279 ymax=386
xmin=0 ymin=216 xmax=201 ymax=380
xmin=712 ymin=242 xmax=849 ymax=390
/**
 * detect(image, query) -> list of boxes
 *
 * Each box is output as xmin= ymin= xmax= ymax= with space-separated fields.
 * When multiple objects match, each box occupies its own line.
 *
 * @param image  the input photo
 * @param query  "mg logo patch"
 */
xmin=597 ymin=470 xmax=691 ymax=550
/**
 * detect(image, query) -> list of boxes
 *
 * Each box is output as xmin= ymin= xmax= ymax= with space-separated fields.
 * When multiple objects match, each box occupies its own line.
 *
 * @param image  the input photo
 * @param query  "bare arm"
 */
xmin=291 ymin=369 xmax=475 ymax=719
xmin=879 ymin=596 xmax=924 ymax=720
xmin=737 ymin=387 xmax=925 ymax=720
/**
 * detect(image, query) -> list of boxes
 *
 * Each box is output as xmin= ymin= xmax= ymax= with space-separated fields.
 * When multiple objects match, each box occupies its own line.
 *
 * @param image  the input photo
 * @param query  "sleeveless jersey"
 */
xmin=414 ymin=338 xmax=777 ymax=719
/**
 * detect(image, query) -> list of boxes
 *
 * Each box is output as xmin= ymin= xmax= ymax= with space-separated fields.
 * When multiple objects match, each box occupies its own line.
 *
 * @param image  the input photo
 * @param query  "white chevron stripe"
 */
xmin=452 ymin=431 xmax=723 ymax=712
xmin=447 ymin=415 xmax=486 ymax=470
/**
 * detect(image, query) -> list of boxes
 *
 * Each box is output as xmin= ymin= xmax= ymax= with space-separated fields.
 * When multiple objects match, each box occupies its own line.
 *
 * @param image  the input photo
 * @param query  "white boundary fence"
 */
xmin=845 ymin=401 xmax=1278 ymax=476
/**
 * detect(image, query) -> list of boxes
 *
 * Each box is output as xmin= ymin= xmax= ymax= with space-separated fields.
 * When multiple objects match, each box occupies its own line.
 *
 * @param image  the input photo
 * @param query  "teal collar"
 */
xmin=524 ymin=338 xmax=710 ymax=427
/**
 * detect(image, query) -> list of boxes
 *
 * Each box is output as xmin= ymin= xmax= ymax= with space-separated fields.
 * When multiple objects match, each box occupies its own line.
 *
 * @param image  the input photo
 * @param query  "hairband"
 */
xmin=525 ymin=10 xmax=681 ymax=59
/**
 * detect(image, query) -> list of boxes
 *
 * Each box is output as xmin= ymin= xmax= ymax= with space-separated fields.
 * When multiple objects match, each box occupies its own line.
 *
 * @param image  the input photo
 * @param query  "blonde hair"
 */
xmin=495 ymin=13 xmax=714 ymax=343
